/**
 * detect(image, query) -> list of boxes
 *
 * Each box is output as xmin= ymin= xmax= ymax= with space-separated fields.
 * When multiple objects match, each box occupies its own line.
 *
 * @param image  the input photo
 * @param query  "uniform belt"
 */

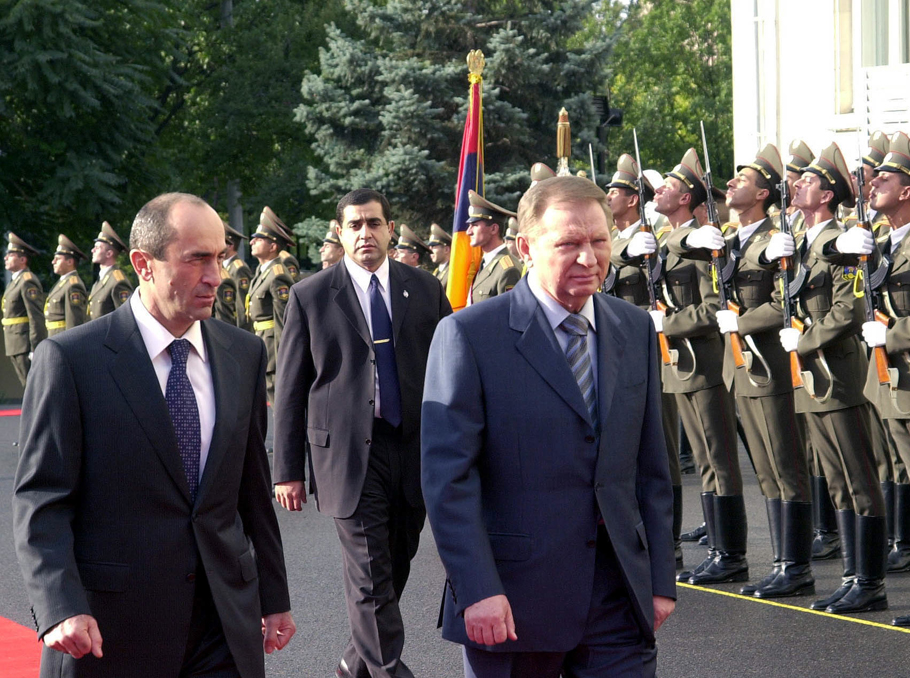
xmin=253 ymin=319 xmax=275 ymax=331
xmin=2 ymin=317 xmax=29 ymax=326
xmin=45 ymin=320 xmax=66 ymax=330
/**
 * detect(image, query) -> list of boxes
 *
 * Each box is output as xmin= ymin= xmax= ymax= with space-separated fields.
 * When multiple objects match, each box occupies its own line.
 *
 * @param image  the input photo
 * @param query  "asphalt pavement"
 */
xmin=2 ymin=409 xmax=910 ymax=677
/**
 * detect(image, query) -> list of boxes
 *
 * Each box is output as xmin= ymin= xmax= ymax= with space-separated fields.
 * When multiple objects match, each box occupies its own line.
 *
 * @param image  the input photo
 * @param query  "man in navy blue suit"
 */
xmin=422 ymin=176 xmax=676 ymax=677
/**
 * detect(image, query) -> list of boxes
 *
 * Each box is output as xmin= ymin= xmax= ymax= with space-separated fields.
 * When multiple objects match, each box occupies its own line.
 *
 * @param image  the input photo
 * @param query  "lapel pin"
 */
xmin=403 ymin=290 xmax=409 ymax=298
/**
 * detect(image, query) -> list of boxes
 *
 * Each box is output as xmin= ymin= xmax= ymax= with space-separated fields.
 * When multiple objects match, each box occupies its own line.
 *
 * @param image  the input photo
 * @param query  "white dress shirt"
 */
xmin=617 ymin=221 xmax=641 ymax=240
xmin=890 ymin=223 xmax=910 ymax=255
xmin=805 ymin=219 xmax=833 ymax=248
xmin=130 ymin=291 xmax=215 ymax=475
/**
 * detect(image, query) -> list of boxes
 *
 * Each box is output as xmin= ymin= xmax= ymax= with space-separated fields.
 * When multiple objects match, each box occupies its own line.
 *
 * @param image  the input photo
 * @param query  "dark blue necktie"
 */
xmin=369 ymin=275 xmax=401 ymax=427
xmin=166 ymin=339 xmax=201 ymax=500
xmin=561 ymin=314 xmax=598 ymax=429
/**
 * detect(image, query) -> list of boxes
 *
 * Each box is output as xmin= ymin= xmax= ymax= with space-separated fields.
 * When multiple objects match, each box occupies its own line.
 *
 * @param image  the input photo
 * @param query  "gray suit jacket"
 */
xmin=13 ymin=303 xmax=290 ymax=678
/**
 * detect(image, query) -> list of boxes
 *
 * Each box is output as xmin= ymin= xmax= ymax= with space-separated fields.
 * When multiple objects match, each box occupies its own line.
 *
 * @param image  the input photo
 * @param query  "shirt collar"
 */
xmin=483 ymin=243 xmax=507 ymax=265
xmin=11 ymin=269 xmax=22 ymax=281
xmin=617 ymin=221 xmax=641 ymax=239
xmin=223 ymin=254 xmax=236 ymax=269
xmin=891 ymin=223 xmax=910 ymax=252
xmin=130 ymin=290 xmax=207 ymax=363
xmin=344 ymin=254 xmax=390 ymax=294
xmin=527 ymin=270 xmax=597 ymax=334
xmin=736 ymin=218 xmax=766 ymax=246
xmin=806 ymin=219 xmax=833 ymax=247
xmin=99 ymin=264 xmax=113 ymax=279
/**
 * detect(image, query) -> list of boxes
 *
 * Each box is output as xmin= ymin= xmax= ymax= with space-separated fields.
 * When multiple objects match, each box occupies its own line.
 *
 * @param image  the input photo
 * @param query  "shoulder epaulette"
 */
xmin=220 ymin=267 xmax=231 ymax=280
xmin=272 ymin=264 xmax=286 ymax=275
xmin=22 ymin=271 xmax=33 ymax=281
xmin=278 ymin=250 xmax=290 ymax=260
xmin=499 ymin=256 xmax=515 ymax=270
xmin=232 ymin=259 xmax=245 ymax=270
xmin=113 ymin=269 xmax=125 ymax=282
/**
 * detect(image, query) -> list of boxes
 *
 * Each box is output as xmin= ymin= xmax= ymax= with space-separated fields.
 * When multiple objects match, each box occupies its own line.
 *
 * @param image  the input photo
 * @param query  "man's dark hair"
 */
xmin=754 ymin=173 xmax=780 ymax=212
xmin=336 ymin=189 xmax=392 ymax=224
xmin=131 ymin=192 xmax=208 ymax=260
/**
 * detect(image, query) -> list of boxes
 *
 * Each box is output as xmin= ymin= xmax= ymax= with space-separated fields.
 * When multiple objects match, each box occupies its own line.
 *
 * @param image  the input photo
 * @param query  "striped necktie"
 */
xmin=560 ymin=314 xmax=598 ymax=429
xmin=166 ymin=339 xmax=201 ymax=501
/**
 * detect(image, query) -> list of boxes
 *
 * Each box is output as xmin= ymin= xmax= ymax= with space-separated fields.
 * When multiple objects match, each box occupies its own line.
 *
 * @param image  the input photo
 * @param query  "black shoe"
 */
xmin=887 ymin=547 xmax=910 ymax=572
xmin=811 ymin=578 xmax=855 ymax=610
xmin=756 ymin=501 xmax=815 ymax=598
xmin=744 ymin=498 xmax=783 ymax=596
xmin=825 ymin=578 xmax=888 ymax=614
xmin=893 ymin=615 xmax=910 ymax=627
xmin=754 ymin=563 xmax=815 ymax=598
xmin=689 ymin=553 xmax=749 ymax=585
xmin=698 ymin=534 xmax=708 ymax=546
xmin=812 ymin=531 xmax=840 ymax=560
xmin=678 ymin=551 xmax=716 ymax=582
xmin=681 ymin=523 xmax=707 ymax=542
xmin=740 ymin=564 xmax=779 ymax=596
xmin=680 ymin=457 xmax=696 ymax=475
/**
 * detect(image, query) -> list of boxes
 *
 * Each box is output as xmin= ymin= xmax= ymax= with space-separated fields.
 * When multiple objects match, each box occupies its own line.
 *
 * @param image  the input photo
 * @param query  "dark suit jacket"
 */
xmin=272 ymin=258 xmax=452 ymax=519
xmin=421 ymin=278 xmax=676 ymax=652
xmin=13 ymin=303 xmax=290 ymax=678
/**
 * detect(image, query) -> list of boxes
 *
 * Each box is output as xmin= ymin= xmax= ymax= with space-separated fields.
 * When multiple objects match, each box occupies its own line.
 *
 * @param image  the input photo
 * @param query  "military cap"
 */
xmin=863 ymin=131 xmax=890 ymax=168
xmin=875 ymin=131 xmax=910 ymax=177
xmin=530 ymin=162 xmax=557 ymax=187
xmin=261 ymin=206 xmax=288 ymax=231
xmin=643 ymin=169 xmax=664 ymax=196
xmin=737 ymin=143 xmax=784 ymax=187
xmin=504 ymin=217 xmax=519 ymax=242
xmin=804 ymin=142 xmax=855 ymax=208
xmin=323 ymin=225 xmax=341 ymax=245
xmin=6 ymin=232 xmax=39 ymax=256
xmin=787 ymin=140 xmax=814 ymax=174
xmin=396 ymin=225 xmax=430 ymax=253
xmin=427 ymin=223 xmax=452 ymax=247
xmin=250 ymin=213 xmax=293 ymax=247
xmin=55 ymin=234 xmax=87 ymax=260
xmin=94 ymin=221 xmax=128 ymax=251
xmin=606 ymin=153 xmax=654 ymax=203
xmin=467 ymin=191 xmax=517 ymax=224
xmin=390 ymin=228 xmax=399 ymax=246
xmin=223 ymin=221 xmax=248 ymax=241
xmin=665 ymin=148 xmax=708 ymax=208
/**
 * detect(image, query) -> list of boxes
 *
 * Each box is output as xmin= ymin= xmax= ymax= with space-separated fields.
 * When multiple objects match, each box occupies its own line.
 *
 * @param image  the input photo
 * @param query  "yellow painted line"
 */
xmin=677 ymin=582 xmax=910 ymax=633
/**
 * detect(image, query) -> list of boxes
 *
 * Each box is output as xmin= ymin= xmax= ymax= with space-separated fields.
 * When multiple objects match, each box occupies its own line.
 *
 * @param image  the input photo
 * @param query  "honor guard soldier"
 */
xmin=320 ymin=222 xmax=344 ymax=269
xmin=214 ymin=264 xmax=240 ymax=327
xmin=261 ymin=206 xmax=302 ymax=281
xmin=605 ymin=153 xmax=684 ymax=565
xmin=785 ymin=141 xmax=815 ymax=235
xmin=428 ymin=223 xmax=453 ymax=287
xmin=845 ymin=131 xmax=893 ymax=238
xmin=465 ymin=191 xmax=521 ymax=305
xmin=3 ymin=233 xmax=46 ymax=386
xmin=89 ymin=221 xmax=133 ymax=319
xmin=763 ymin=142 xmax=888 ymax=614
xmin=650 ymin=149 xmax=747 ymax=586
xmin=388 ymin=228 xmax=400 ymax=261
xmin=504 ymin=217 xmax=520 ymax=263
xmin=44 ymin=235 xmax=88 ymax=338
xmin=248 ymin=218 xmax=295 ymax=405
xmin=222 ymin=221 xmax=252 ymax=330
xmin=395 ymin=224 xmax=431 ymax=268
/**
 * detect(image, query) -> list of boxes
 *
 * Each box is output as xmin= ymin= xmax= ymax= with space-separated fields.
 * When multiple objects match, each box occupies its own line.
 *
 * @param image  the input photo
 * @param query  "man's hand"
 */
xmin=779 ymin=327 xmax=801 ymax=353
xmin=715 ymin=309 xmax=739 ymax=335
xmin=764 ymin=233 xmax=795 ymax=261
xmin=648 ymin=310 xmax=665 ymax=333
xmin=653 ymin=596 xmax=675 ymax=632
xmin=863 ymin=320 xmax=887 ymax=348
xmin=262 ymin=611 xmax=296 ymax=654
xmin=274 ymin=481 xmax=306 ymax=511
xmin=463 ymin=594 xmax=517 ymax=646
xmin=43 ymin=614 xmax=103 ymax=659
xmin=686 ymin=225 xmax=724 ymax=251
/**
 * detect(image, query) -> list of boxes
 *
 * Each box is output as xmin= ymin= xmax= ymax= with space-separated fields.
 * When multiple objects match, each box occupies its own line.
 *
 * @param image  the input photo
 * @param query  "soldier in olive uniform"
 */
xmin=3 ymin=233 xmax=46 ymax=386
xmin=248 ymin=218 xmax=295 ymax=405
xmin=763 ymin=142 xmax=887 ymax=614
xmin=261 ymin=206 xmax=302 ymax=282
xmin=221 ymin=221 xmax=253 ymax=331
xmin=465 ymin=191 xmax=521 ymax=305
xmin=785 ymin=141 xmax=815 ymax=236
xmin=605 ymin=153 xmax=684 ymax=566
xmin=214 ymin=266 xmax=240 ymax=327
xmin=649 ymin=149 xmax=747 ymax=586
xmin=320 ymin=223 xmax=344 ymax=270
xmin=428 ymin=223 xmax=452 ymax=288
xmin=503 ymin=218 xmax=519 ymax=262
xmin=88 ymin=221 xmax=133 ymax=319
xmin=395 ymin=225 xmax=431 ymax=268
xmin=44 ymin=235 xmax=88 ymax=338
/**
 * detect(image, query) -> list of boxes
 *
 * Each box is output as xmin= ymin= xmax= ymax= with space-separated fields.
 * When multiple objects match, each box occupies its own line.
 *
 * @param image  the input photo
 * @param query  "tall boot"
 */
xmin=677 ymin=492 xmax=715 ymax=582
xmin=755 ymin=501 xmax=815 ymax=598
xmin=826 ymin=514 xmax=888 ymax=614
xmin=888 ymin=483 xmax=910 ymax=572
xmin=810 ymin=509 xmax=856 ymax=610
xmin=673 ymin=485 xmax=684 ymax=568
xmin=740 ymin=498 xmax=781 ymax=595
xmin=883 ymin=480 xmax=895 ymax=548
xmin=812 ymin=476 xmax=840 ymax=560
xmin=689 ymin=494 xmax=749 ymax=585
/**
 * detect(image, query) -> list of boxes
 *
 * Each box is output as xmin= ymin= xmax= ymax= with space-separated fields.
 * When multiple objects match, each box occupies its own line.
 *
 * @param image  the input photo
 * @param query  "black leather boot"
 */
xmin=888 ymin=483 xmax=910 ymax=572
xmin=812 ymin=476 xmax=840 ymax=560
xmin=741 ymin=498 xmax=781 ymax=595
xmin=826 ymin=514 xmax=888 ymax=614
xmin=883 ymin=480 xmax=895 ymax=548
xmin=690 ymin=494 xmax=748 ymax=585
xmin=673 ymin=485 xmax=684 ymax=568
xmin=678 ymin=492 xmax=715 ymax=582
xmin=681 ymin=523 xmax=706 ymax=542
xmin=755 ymin=501 xmax=815 ymax=598
xmin=811 ymin=509 xmax=856 ymax=610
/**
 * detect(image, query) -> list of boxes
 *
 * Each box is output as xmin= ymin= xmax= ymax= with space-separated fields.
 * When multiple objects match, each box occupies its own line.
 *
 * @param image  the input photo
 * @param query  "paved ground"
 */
xmin=2 ymin=409 xmax=910 ymax=677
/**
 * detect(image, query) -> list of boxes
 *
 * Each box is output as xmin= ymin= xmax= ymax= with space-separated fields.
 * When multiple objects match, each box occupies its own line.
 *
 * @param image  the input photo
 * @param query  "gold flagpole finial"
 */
xmin=467 ymin=50 xmax=485 ymax=83
xmin=557 ymin=107 xmax=571 ymax=176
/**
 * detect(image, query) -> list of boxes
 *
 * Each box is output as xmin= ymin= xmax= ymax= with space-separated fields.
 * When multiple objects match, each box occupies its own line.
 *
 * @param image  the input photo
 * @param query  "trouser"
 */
xmin=335 ymin=419 xmax=425 ymax=678
xmin=179 ymin=569 xmax=241 ymax=678
xmin=662 ymin=391 xmax=681 ymax=486
xmin=9 ymin=352 xmax=29 ymax=387
xmin=737 ymin=392 xmax=810 ymax=502
xmin=675 ymin=385 xmax=740 ymax=495
xmin=870 ymin=405 xmax=896 ymax=483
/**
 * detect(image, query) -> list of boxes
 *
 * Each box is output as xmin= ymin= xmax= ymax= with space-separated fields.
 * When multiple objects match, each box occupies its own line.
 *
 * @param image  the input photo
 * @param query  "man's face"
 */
xmin=725 ymin=168 xmax=766 ymax=212
xmin=319 ymin=241 xmax=343 ymax=268
xmin=250 ymin=236 xmax=275 ymax=261
xmin=52 ymin=254 xmax=75 ymax=276
xmin=605 ymin=187 xmax=636 ymax=223
xmin=860 ymin=164 xmax=875 ymax=200
xmin=429 ymin=243 xmax=450 ymax=265
xmin=467 ymin=220 xmax=497 ymax=249
xmin=786 ymin=171 xmax=801 ymax=201
xmin=137 ymin=202 xmax=226 ymax=336
xmin=518 ymin=200 xmax=611 ymax=312
xmin=396 ymin=249 xmax=419 ymax=267
xmin=870 ymin=171 xmax=910 ymax=214
xmin=793 ymin=172 xmax=831 ymax=212
xmin=91 ymin=241 xmax=115 ymax=265
xmin=654 ymin=177 xmax=688 ymax=216
xmin=506 ymin=239 xmax=520 ymax=261
xmin=338 ymin=201 xmax=393 ymax=272
xmin=4 ymin=252 xmax=25 ymax=272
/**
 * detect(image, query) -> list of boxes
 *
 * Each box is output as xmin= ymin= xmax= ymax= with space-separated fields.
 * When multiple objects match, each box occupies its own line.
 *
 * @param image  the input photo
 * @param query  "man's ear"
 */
xmin=130 ymin=249 xmax=154 ymax=282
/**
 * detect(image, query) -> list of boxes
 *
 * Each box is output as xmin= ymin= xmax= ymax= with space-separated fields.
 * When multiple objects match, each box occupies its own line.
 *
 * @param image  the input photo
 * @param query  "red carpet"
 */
xmin=0 ymin=617 xmax=40 ymax=677
xmin=0 ymin=408 xmax=21 ymax=416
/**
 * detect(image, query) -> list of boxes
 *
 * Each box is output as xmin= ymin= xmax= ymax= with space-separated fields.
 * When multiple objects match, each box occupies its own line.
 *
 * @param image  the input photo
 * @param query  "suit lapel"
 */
xmin=593 ymin=296 xmax=624 ymax=430
xmin=389 ymin=261 xmax=410 ymax=342
xmin=331 ymin=261 xmax=372 ymax=347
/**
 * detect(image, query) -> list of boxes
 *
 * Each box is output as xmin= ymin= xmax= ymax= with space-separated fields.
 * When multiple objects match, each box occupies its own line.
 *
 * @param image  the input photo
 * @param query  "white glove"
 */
xmin=835 ymin=226 xmax=874 ymax=255
xmin=862 ymin=321 xmax=887 ymax=348
xmin=716 ymin=310 xmax=739 ymax=334
xmin=627 ymin=231 xmax=658 ymax=258
xmin=764 ymin=233 xmax=795 ymax=261
xmin=779 ymin=327 xmax=801 ymax=353
xmin=28 ymin=352 xmax=33 ymax=362
xmin=649 ymin=310 xmax=665 ymax=333
xmin=686 ymin=225 xmax=725 ymax=251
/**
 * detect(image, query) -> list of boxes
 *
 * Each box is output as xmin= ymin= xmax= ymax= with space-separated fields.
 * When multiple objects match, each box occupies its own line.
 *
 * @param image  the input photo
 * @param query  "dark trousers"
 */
xmin=463 ymin=526 xmax=656 ymax=678
xmin=10 ymin=352 xmax=29 ymax=387
xmin=335 ymin=419 xmax=425 ymax=678
xmin=179 ymin=569 xmax=241 ymax=678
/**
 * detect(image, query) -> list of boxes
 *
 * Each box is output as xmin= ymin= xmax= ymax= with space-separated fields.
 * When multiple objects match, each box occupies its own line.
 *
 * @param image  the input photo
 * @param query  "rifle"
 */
xmin=699 ymin=121 xmax=747 ymax=369
xmin=854 ymin=160 xmax=891 ymax=385
xmin=633 ymin=128 xmax=672 ymax=365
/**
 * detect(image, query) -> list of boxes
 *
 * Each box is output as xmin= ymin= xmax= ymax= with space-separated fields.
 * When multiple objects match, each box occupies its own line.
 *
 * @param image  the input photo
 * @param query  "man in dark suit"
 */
xmin=272 ymin=188 xmax=452 ymax=678
xmin=13 ymin=193 xmax=295 ymax=678
xmin=421 ymin=176 xmax=676 ymax=678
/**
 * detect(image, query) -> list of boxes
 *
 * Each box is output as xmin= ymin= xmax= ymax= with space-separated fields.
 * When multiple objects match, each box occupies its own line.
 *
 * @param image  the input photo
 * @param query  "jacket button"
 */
xmin=585 ymin=435 xmax=595 ymax=443
xmin=369 ymin=399 xmax=374 ymax=406
xmin=365 ymin=439 xmax=371 ymax=446
xmin=186 ymin=573 xmax=196 ymax=583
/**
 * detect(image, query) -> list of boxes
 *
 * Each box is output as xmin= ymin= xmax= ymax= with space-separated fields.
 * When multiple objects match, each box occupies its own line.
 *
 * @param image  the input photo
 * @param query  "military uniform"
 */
xmin=396 ymin=224 xmax=431 ymax=268
xmin=224 ymin=255 xmax=253 ymax=330
xmin=261 ymin=206 xmax=302 ymax=282
xmin=88 ymin=222 xmax=132 ymax=319
xmin=466 ymin=192 xmax=521 ymax=304
xmin=427 ymin=223 xmax=452 ymax=290
xmin=43 ymin=234 xmax=88 ymax=338
xmin=3 ymin=234 xmax=46 ymax=386
xmin=214 ymin=267 xmax=240 ymax=326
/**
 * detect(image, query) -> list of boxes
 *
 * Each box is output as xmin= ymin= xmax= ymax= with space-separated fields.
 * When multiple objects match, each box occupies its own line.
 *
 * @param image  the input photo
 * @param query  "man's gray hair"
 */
xmin=517 ymin=176 xmax=614 ymax=241
xmin=130 ymin=192 xmax=209 ymax=260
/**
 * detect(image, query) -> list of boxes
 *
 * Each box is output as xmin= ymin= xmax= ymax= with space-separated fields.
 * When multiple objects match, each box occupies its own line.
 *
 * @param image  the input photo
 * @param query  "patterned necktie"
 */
xmin=561 ymin=314 xmax=598 ymax=429
xmin=166 ymin=339 xmax=201 ymax=501
xmin=369 ymin=275 xmax=402 ymax=427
